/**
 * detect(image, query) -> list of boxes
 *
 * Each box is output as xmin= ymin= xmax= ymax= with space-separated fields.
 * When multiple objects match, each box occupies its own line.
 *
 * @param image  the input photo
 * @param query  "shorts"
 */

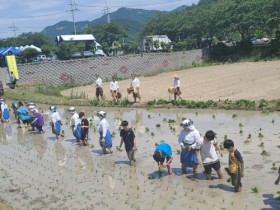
xmin=203 ymin=160 xmax=221 ymax=175
xmin=96 ymin=87 xmax=103 ymax=97
xmin=174 ymin=87 xmax=181 ymax=95
xmin=160 ymin=156 xmax=172 ymax=165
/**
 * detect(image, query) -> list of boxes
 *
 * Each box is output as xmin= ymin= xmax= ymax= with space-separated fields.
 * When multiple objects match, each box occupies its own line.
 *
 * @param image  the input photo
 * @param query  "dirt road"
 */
xmin=62 ymin=61 xmax=280 ymax=102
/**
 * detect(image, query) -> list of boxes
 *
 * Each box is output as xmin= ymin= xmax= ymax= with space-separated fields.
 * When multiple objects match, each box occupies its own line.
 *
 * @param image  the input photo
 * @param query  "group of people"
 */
xmin=11 ymin=101 xmax=44 ymax=133
xmin=153 ymin=119 xmax=244 ymax=192
xmin=49 ymin=106 xmax=137 ymax=165
xmin=94 ymin=73 xmax=141 ymax=103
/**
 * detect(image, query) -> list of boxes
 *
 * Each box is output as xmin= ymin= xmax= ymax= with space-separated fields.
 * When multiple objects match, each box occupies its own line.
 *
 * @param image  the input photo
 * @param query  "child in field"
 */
xmin=196 ymin=130 xmax=223 ymax=180
xmin=79 ymin=112 xmax=89 ymax=146
xmin=153 ymin=143 xmax=173 ymax=175
xmin=173 ymin=73 xmax=182 ymax=100
xmin=119 ymin=120 xmax=136 ymax=166
xmin=275 ymin=166 xmax=280 ymax=185
xmin=0 ymin=99 xmax=10 ymax=122
xmin=223 ymin=139 xmax=244 ymax=192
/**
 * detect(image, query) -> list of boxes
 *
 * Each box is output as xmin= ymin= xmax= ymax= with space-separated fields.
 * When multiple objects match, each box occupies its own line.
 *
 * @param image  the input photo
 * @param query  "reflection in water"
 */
xmin=17 ymin=127 xmax=26 ymax=145
xmin=74 ymin=146 xmax=94 ymax=178
xmin=30 ymin=134 xmax=47 ymax=159
xmin=0 ymin=123 xmax=8 ymax=144
xmin=54 ymin=139 xmax=67 ymax=170
xmin=114 ymin=110 xmax=123 ymax=129
xmin=127 ymin=167 xmax=140 ymax=209
xmin=131 ymin=110 xmax=145 ymax=135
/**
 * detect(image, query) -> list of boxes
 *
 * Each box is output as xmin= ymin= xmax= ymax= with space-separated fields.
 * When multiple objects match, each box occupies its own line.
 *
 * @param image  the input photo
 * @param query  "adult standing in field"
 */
xmin=0 ymin=81 xmax=4 ymax=96
xmin=109 ymin=76 xmax=120 ymax=102
xmin=97 ymin=111 xmax=113 ymax=154
xmin=68 ymin=107 xmax=81 ymax=145
xmin=173 ymin=73 xmax=182 ymax=100
xmin=0 ymin=99 xmax=10 ymax=122
xmin=94 ymin=74 xmax=103 ymax=101
xmin=119 ymin=120 xmax=137 ymax=166
xmin=49 ymin=105 xmax=63 ymax=139
xmin=153 ymin=142 xmax=173 ymax=175
xmin=178 ymin=119 xmax=200 ymax=177
xmin=129 ymin=74 xmax=141 ymax=103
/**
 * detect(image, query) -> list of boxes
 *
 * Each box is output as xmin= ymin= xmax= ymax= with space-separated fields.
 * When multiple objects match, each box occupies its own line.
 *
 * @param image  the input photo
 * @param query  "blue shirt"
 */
xmin=16 ymin=107 xmax=30 ymax=121
xmin=154 ymin=143 xmax=172 ymax=158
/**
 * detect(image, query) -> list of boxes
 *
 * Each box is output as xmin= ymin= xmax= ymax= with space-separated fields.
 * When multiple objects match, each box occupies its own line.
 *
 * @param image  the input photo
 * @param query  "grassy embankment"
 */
xmin=0 ymin=197 xmax=12 ymax=210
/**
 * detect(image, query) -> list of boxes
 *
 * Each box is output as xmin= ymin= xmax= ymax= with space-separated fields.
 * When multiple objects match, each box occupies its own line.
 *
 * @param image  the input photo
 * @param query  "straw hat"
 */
xmin=168 ymin=87 xmax=175 ymax=94
xmin=173 ymin=73 xmax=179 ymax=78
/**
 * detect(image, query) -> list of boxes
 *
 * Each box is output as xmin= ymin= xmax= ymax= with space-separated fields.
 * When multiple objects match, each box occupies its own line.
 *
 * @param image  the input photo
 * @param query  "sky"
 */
xmin=0 ymin=0 xmax=199 ymax=39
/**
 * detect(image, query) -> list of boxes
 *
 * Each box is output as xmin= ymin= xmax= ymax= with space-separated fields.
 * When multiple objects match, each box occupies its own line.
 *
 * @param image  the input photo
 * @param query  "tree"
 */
xmin=56 ymin=42 xmax=77 ymax=60
xmin=19 ymin=48 xmax=39 ymax=63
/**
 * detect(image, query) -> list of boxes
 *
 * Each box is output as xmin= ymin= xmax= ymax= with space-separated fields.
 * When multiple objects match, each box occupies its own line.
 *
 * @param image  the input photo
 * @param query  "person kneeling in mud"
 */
xmin=118 ymin=120 xmax=137 ymax=166
xmin=153 ymin=143 xmax=173 ymax=175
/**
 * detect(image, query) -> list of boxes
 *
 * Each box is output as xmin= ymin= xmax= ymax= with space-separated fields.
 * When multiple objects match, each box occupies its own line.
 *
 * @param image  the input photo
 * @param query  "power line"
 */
xmin=1 ymin=11 xmax=67 ymax=20
xmin=68 ymin=0 xmax=79 ymax=34
xmin=103 ymin=2 xmax=111 ymax=24
xmin=8 ymin=21 xmax=18 ymax=38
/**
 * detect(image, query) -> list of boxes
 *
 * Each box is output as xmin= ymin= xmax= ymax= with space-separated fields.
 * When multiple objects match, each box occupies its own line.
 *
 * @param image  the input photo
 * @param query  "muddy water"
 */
xmin=0 ymin=105 xmax=280 ymax=210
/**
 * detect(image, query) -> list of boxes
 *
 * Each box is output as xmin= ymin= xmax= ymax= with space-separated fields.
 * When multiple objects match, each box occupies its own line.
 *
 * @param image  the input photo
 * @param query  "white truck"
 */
xmin=55 ymin=34 xmax=106 ymax=57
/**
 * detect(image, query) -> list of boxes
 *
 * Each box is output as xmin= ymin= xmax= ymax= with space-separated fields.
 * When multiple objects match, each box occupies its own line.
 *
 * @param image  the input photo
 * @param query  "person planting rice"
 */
xmin=196 ymin=130 xmax=223 ymax=180
xmin=109 ymin=76 xmax=121 ymax=102
xmin=178 ymin=119 xmax=200 ymax=177
xmin=68 ymin=107 xmax=81 ymax=145
xmin=49 ymin=105 xmax=64 ymax=139
xmin=16 ymin=101 xmax=31 ymax=127
xmin=97 ymin=111 xmax=113 ymax=154
xmin=153 ymin=143 xmax=173 ymax=175
xmin=119 ymin=120 xmax=137 ymax=166
xmin=79 ymin=112 xmax=89 ymax=146
xmin=30 ymin=108 xmax=44 ymax=133
xmin=94 ymin=74 xmax=103 ymax=101
xmin=223 ymin=139 xmax=244 ymax=192
xmin=0 ymin=99 xmax=10 ymax=122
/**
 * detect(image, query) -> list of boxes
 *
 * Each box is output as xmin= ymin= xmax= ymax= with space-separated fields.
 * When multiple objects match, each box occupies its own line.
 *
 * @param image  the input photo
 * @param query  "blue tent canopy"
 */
xmin=1 ymin=47 xmax=20 ymax=56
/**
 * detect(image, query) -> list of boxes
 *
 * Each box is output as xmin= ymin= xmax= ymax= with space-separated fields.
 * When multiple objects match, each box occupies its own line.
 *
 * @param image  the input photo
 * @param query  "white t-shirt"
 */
xmin=70 ymin=112 xmax=79 ymax=128
xmin=98 ymin=118 xmax=109 ymax=137
xmin=178 ymin=127 xmax=200 ymax=149
xmin=109 ymin=81 xmax=119 ymax=91
xmin=51 ymin=111 xmax=61 ymax=124
xmin=196 ymin=137 xmax=219 ymax=164
xmin=95 ymin=78 xmax=102 ymax=87
xmin=131 ymin=78 xmax=140 ymax=87
xmin=1 ymin=103 xmax=8 ymax=112
xmin=174 ymin=78 xmax=180 ymax=88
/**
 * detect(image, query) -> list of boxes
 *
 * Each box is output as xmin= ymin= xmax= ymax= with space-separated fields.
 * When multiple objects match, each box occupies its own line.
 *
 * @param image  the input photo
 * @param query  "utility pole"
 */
xmin=9 ymin=21 xmax=18 ymax=38
xmin=103 ymin=2 xmax=110 ymax=24
xmin=68 ymin=0 xmax=78 ymax=34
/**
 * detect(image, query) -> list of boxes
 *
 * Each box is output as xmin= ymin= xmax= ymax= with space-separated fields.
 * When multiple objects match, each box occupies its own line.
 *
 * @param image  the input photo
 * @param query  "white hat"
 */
xmin=68 ymin=107 xmax=76 ymax=112
xmin=180 ymin=119 xmax=193 ymax=128
xmin=49 ymin=105 xmax=57 ymax=112
xmin=29 ymin=105 xmax=36 ymax=109
xmin=97 ymin=111 xmax=106 ymax=118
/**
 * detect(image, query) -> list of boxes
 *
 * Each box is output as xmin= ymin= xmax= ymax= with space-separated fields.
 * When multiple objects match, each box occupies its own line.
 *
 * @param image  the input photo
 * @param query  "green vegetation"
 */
xmin=271 ymin=163 xmax=278 ymax=170
xmin=0 ymin=196 xmax=13 ymax=210
xmin=261 ymin=150 xmax=269 ymax=156
xmin=251 ymin=187 xmax=259 ymax=194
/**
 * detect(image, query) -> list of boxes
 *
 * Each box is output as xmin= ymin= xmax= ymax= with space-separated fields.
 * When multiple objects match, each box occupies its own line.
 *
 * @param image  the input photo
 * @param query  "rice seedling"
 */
xmin=232 ymin=114 xmax=237 ymax=118
xmin=151 ymin=132 xmax=155 ymax=137
xmin=160 ymin=140 xmax=165 ymax=143
xmin=272 ymin=119 xmax=275 ymax=123
xmin=247 ymin=134 xmax=251 ymax=139
xmin=258 ymin=142 xmax=264 ymax=147
xmin=167 ymin=119 xmax=176 ymax=123
xmin=276 ymin=191 xmax=280 ymax=200
xmin=251 ymin=187 xmax=259 ymax=194
xmin=156 ymin=124 xmax=161 ymax=128
xmin=258 ymin=133 xmax=264 ymax=138
xmin=261 ymin=150 xmax=269 ymax=156
xmin=148 ymin=115 xmax=151 ymax=119
xmin=271 ymin=163 xmax=278 ymax=170
xmin=239 ymin=130 xmax=243 ymax=134
xmin=212 ymin=115 xmax=215 ymax=119
xmin=145 ymin=127 xmax=149 ymax=132
xmin=176 ymin=150 xmax=181 ymax=155
xmin=239 ymin=123 xmax=243 ymax=127
xmin=224 ymin=135 xmax=228 ymax=141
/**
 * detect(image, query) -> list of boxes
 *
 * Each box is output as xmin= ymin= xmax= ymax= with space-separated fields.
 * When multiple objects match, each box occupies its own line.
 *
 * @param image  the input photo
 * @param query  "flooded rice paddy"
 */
xmin=0 ymin=105 xmax=280 ymax=210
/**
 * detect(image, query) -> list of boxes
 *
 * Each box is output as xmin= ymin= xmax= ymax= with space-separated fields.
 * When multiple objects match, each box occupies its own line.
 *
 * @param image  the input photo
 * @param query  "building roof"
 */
xmin=55 ymin=34 xmax=96 ymax=42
